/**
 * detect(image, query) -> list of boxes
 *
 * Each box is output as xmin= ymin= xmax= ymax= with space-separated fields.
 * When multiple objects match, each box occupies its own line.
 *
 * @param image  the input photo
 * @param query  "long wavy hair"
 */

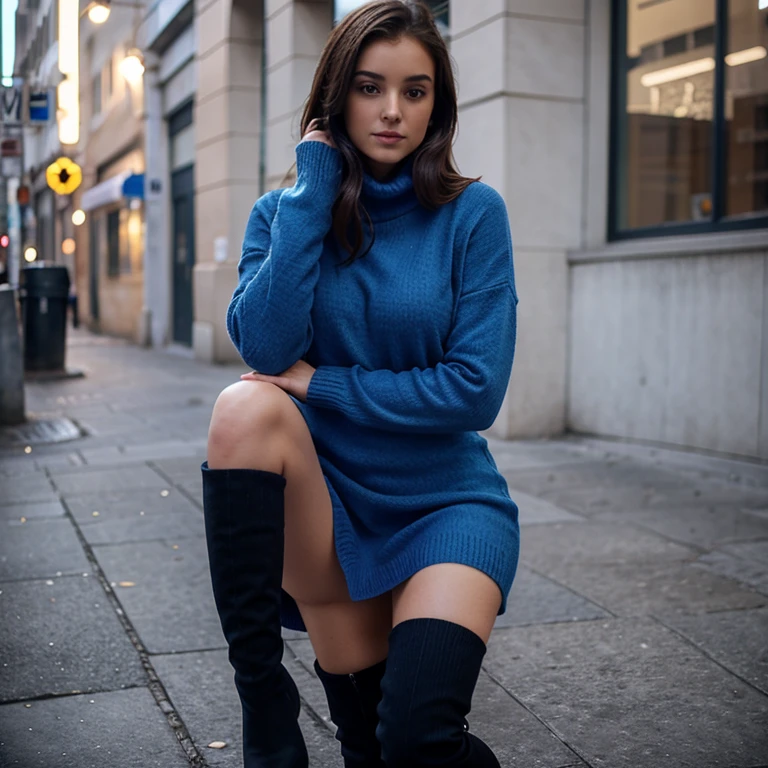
xmin=300 ymin=0 xmax=477 ymax=264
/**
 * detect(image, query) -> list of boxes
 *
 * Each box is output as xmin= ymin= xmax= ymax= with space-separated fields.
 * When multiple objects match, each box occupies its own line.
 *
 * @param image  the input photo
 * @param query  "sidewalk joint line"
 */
xmin=654 ymin=615 xmax=768 ymax=698
xmin=53 ymin=473 xmax=210 ymax=767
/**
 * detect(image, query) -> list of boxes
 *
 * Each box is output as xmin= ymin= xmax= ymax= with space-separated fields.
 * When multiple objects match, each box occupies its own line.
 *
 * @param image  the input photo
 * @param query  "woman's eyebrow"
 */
xmin=353 ymin=70 xmax=433 ymax=83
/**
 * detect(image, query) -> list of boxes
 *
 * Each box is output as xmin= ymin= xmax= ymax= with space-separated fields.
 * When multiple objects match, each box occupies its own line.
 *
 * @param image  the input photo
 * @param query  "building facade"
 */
xmin=13 ymin=0 xmax=768 ymax=460
xmin=191 ymin=0 xmax=768 ymax=460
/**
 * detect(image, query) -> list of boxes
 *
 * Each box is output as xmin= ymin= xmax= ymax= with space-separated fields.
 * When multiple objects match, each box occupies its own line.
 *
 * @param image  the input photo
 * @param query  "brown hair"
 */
xmin=300 ymin=0 xmax=477 ymax=263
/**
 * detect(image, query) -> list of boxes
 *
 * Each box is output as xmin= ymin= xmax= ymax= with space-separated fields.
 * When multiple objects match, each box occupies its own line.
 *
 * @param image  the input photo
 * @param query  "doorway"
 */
xmin=171 ymin=165 xmax=195 ymax=346
xmin=169 ymin=102 xmax=195 ymax=346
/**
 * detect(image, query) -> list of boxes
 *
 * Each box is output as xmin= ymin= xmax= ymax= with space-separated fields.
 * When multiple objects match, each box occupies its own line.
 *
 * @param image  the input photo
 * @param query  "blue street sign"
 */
xmin=29 ymin=91 xmax=50 ymax=123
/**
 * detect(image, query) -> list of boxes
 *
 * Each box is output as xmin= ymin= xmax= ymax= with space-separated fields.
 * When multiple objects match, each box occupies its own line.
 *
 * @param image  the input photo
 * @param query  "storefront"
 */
xmin=80 ymin=147 xmax=146 ymax=339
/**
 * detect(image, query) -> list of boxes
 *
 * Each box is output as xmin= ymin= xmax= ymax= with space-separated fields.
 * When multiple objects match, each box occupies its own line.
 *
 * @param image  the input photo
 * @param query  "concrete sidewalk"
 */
xmin=1 ymin=329 xmax=767 ymax=768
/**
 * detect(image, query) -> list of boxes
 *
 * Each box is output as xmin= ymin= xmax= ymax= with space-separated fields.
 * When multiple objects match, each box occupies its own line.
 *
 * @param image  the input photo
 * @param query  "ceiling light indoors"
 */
xmin=119 ymin=49 xmax=145 ymax=82
xmin=640 ymin=57 xmax=715 ymax=87
xmin=86 ymin=1 xmax=111 ymax=23
xmin=725 ymin=46 xmax=767 ymax=67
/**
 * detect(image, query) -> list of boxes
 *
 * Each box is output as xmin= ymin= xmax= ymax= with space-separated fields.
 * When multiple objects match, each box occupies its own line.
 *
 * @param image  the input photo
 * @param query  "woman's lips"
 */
xmin=373 ymin=133 xmax=405 ymax=145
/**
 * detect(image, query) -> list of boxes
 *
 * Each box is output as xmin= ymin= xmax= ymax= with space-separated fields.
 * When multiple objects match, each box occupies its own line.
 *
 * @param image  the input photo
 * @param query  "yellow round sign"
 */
xmin=46 ymin=157 xmax=82 ymax=195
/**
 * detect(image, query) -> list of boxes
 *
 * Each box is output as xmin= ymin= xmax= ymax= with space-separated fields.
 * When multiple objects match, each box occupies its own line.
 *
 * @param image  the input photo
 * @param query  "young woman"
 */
xmin=202 ymin=2 xmax=519 ymax=766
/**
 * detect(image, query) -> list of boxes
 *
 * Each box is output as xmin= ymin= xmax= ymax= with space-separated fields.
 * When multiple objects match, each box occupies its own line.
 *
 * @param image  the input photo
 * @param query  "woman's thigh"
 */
xmin=391 ymin=563 xmax=502 ymax=644
xmin=207 ymin=380 xmax=390 ymax=670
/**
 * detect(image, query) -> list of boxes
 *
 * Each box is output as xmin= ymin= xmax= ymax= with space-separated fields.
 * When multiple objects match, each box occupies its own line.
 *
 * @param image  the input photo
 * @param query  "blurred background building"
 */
xmin=4 ymin=0 xmax=767 ymax=459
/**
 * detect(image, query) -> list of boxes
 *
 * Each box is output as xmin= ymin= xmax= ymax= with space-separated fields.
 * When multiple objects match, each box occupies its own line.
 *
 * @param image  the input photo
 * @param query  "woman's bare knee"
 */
xmin=207 ymin=380 xmax=295 ymax=471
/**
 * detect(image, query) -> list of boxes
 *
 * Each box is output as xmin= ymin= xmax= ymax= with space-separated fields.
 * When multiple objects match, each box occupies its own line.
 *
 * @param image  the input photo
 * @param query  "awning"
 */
xmin=80 ymin=172 xmax=145 ymax=211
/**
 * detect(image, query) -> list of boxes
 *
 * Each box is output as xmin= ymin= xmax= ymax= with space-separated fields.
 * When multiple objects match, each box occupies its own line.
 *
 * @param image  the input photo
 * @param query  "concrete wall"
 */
xmin=192 ymin=0 xmax=265 ymax=363
xmin=264 ymin=0 xmax=331 ymax=190
xmin=568 ymin=236 xmax=768 ymax=459
xmin=451 ymin=0 xmax=587 ymax=439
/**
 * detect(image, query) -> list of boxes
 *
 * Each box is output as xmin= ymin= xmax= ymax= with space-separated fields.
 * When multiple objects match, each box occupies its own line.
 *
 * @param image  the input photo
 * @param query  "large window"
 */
xmin=611 ymin=0 xmax=768 ymax=238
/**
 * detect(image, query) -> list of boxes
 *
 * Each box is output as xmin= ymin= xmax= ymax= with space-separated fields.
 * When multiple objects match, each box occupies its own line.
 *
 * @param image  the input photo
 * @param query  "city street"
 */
xmin=1 ymin=329 xmax=767 ymax=768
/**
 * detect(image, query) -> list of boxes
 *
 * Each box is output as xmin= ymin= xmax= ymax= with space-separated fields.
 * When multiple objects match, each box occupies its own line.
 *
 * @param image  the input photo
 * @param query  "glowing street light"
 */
xmin=86 ymin=1 xmax=111 ymax=23
xmin=24 ymin=247 xmax=38 ymax=263
xmin=120 ymin=49 xmax=145 ymax=82
xmin=72 ymin=209 xmax=86 ymax=226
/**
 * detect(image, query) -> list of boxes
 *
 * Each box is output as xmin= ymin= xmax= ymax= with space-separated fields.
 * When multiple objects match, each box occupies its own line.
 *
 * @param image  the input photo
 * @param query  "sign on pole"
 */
xmin=0 ymin=84 xmax=23 ymax=126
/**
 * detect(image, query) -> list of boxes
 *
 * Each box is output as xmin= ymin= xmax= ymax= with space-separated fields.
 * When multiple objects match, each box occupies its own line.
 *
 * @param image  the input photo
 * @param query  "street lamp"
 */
xmin=120 ymin=49 xmax=145 ymax=81
xmin=86 ymin=1 xmax=111 ymax=23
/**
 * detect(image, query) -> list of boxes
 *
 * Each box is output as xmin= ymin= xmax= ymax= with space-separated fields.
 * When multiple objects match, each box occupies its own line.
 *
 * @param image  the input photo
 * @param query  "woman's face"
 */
xmin=344 ymin=36 xmax=436 ymax=181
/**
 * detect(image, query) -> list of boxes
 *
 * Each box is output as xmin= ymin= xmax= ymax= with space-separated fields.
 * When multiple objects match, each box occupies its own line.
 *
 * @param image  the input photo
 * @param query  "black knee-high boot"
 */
xmin=376 ymin=618 xmax=500 ymax=767
xmin=202 ymin=464 xmax=308 ymax=768
xmin=314 ymin=658 xmax=387 ymax=768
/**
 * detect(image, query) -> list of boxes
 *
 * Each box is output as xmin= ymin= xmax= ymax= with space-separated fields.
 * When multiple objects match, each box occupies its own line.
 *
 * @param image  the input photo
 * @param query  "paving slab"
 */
xmin=502 ymin=460 xmax=688 ymax=496
xmin=151 ymin=456 xmax=205 ymax=498
xmin=0 ymin=576 xmax=145 ymax=702
xmin=535 ymin=482 xmax=768 ymax=519
xmin=29 ymin=451 xmax=89 ymax=472
xmin=512 ymin=490 xmax=585 ymax=526
xmin=0 ymin=517 xmax=91 ymax=581
xmin=485 ymin=438 xmax=595 ymax=471
xmin=662 ymin=607 xmax=768 ymax=694
xmin=153 ymin=648 xmax=343 ymax=768
xmin=64 ymin=488 xmax=203 ymax=545
xmin=520 ymin=521 xmax=695 ymax=570
xmin=520 ymin=523 xmax=767 ymax=616
xmin=694 ymin=550 xmax=768 ymax=595
xmin=0 ymin=500 xmax=65 ymax=522
xmin=498 ymin=565 xmax=610 ymax=628
xmin=552 ymin=560 xmax=767 ymax=617
xmin=471 ymin=670 xmax=587 ymax=768
xmin=94 ymin=537 xmax=225 ymax=654
xmin=485 ymin=618 xmax=768 ymax=768
xmin=0 ymin=456 xmax=40 ymax=476
xmin=592 ymin=501 xmax=768 ymax=550
xmin=49 ymin=465 xmax=169 ymax=496
xmin=64 ymin=487 xmax=200 ymax=522
xmin=0 ymin=687 xmax=190 ymax=768
xmin=74 ymin=411 xmax=150 ymax=437
xmin=0 ymin=473 xmax=58 ymax=506
xmin=720 ymin=539 xmax=768 ymax=563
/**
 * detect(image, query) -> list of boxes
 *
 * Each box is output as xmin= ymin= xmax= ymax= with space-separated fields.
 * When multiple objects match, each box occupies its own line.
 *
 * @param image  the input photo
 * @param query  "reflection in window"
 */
xmin=620 ymin=0 xmax=716 ymax=229
xmin=615 ymin=0 xmax=768 ymax=233
xmin=725 ymin=0 xmax=768 ymax=218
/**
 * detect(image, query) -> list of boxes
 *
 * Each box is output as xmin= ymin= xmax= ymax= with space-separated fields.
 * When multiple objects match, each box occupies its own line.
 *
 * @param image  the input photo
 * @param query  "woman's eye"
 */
xmin=407 ymin=89 xmax=426 ymax=99
xmin=361 ymin=84 xmax=378 ymax=95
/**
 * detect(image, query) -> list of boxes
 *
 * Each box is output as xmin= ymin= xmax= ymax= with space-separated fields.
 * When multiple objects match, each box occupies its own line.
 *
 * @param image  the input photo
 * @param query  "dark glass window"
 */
xmin=611 ymin=0 xmax=768 ymax=238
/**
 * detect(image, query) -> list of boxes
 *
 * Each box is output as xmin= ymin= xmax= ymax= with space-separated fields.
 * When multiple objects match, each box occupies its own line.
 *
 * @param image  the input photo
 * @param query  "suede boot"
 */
xmin=376 ymin=618 xmax=500 ymax=767
xmin=314 ymin=658 xmax=387 ymax=767
xmin=202 ymin=463 xmax=308 ymax=768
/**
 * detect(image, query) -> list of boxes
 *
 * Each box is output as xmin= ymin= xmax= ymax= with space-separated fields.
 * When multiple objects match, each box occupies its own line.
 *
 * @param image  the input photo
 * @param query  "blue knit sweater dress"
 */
xmin=228 ymin=141 xmax=520 ymax=631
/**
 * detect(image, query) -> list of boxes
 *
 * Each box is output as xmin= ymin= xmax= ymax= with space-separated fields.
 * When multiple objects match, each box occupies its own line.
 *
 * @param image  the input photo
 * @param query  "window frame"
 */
xmin=608 ymin=0 xmax=768 ymax=241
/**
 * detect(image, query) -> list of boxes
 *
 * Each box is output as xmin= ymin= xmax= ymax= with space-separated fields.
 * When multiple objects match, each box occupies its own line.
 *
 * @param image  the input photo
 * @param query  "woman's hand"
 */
xmin=301 ymin=117 xmax=336 ymax=149
xmin=240 ymin=359 xmax=316 ymax=403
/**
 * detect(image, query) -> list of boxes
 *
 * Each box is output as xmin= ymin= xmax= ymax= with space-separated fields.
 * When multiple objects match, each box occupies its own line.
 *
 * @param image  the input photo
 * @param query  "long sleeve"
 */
xmin=305 ymin=189 xmax=518 ymax=433
xmin=226 ymin=141 xmax=343 ymax=374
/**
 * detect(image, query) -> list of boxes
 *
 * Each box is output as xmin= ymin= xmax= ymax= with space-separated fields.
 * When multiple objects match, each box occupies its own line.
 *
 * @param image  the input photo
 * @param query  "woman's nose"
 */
xmin=381 ymin=94 xmax=402 ymax=122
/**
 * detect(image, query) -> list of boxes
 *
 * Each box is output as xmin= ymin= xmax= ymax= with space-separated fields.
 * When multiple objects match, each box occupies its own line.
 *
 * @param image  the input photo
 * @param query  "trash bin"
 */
xmin=19 ymin=264 xmax=71 ymax=372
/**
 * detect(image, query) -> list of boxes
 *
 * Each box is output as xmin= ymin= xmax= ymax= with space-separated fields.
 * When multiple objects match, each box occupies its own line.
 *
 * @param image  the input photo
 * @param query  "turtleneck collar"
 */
xmin=360 ymin=156 xmax=420 ymax=222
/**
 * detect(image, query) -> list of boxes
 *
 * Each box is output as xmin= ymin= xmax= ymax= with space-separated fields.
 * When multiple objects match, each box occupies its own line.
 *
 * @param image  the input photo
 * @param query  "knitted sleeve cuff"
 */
xmin=306 ymin=366 xmax=350 ymax=411
xmin=295 ymin=141 xmax=343 ymax=198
